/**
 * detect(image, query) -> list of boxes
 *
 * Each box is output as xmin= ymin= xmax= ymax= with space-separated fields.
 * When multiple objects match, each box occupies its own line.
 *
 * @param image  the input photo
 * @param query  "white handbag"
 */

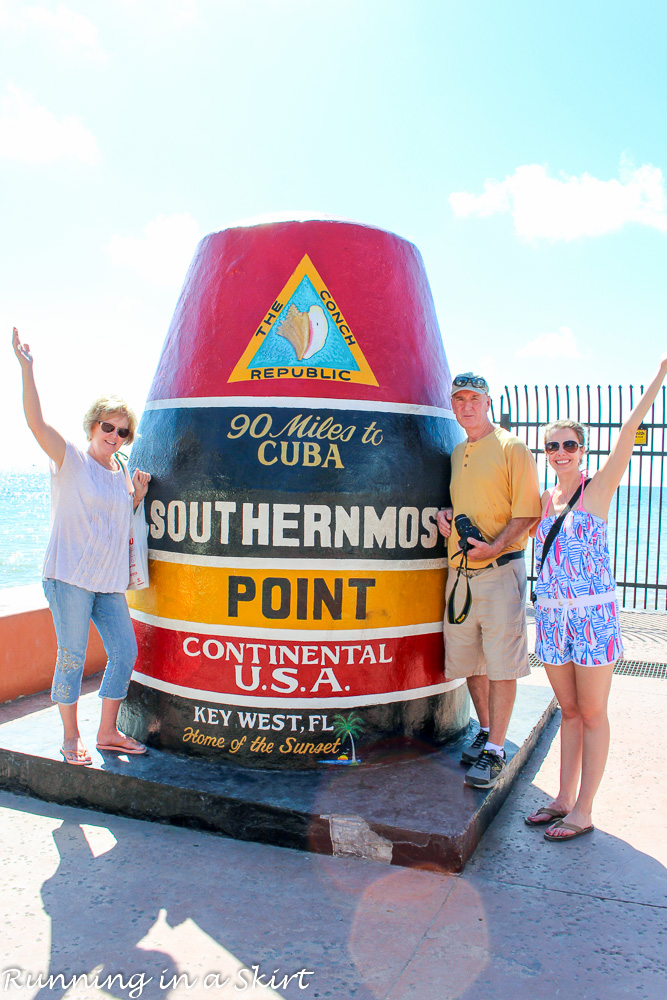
xmin=118 ymin=455 xmax=150 ymax=591
xmin=128 ymin=499 xmax=150 ymax=590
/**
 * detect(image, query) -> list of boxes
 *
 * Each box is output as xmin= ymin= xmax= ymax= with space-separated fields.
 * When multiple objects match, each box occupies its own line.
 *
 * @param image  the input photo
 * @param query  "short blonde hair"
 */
xmin=83 ymin=396 xmax=138 ymax=444
xmin=542 ymin=418 xmax=588 ymax=450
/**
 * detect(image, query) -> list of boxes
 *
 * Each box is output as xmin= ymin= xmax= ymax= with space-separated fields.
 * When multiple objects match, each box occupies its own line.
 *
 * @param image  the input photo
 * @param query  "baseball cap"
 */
xmin=451 ymin=373 xmax=490 ymax=396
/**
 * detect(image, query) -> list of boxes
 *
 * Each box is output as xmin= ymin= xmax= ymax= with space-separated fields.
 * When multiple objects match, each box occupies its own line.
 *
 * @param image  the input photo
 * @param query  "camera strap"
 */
xmin=446 ymin=550 xmax=473 ymax=625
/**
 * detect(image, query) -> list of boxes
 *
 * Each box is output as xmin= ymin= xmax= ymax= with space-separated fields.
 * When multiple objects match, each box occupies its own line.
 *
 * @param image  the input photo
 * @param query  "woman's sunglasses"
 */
xmin=545 ymin=439 xmax=581 ymax=454
xmin=99 ymin=420 xmax=130 ymax=439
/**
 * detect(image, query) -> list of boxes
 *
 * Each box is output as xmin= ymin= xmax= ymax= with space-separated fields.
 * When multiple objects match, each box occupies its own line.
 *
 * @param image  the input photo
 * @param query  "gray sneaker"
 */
xmin=460 ymin=727 xmax=489 ymax=765
xmin=464 ymin=749 xmax=506 ymax=788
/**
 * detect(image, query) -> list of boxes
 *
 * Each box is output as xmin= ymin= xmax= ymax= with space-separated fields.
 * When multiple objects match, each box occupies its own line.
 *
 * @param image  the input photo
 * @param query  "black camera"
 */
xmin=454 ymin=514 xmax=485 ymax=553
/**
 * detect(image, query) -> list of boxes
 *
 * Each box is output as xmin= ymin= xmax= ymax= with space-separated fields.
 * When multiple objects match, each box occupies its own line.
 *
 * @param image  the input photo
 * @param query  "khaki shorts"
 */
xmin=443 ymin=558 xmax=530 ymax=681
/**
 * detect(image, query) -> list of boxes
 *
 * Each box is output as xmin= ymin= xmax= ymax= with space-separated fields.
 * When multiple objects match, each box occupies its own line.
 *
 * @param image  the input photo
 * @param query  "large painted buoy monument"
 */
xmin=121 ymin=217 xmax=468 ymax=768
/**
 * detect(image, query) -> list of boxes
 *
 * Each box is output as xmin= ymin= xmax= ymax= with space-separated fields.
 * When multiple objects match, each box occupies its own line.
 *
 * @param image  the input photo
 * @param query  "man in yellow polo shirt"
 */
xmin=437 ymin=373 xmax=541 ymax=788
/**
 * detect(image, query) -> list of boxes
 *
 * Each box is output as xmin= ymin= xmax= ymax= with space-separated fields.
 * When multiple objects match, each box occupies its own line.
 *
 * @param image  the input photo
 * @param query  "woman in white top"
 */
xmin=13 ymin=327 xmax=151 ymax=765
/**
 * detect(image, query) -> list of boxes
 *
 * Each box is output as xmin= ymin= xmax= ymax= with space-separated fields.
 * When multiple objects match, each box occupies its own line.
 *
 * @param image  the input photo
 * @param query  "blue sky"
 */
xmin=2 ymin=0 xmax=666 ymax=468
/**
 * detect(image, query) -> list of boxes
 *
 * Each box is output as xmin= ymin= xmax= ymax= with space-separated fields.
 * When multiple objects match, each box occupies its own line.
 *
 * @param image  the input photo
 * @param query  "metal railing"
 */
xmin=491 ymin=385 xmax=667 ymax=610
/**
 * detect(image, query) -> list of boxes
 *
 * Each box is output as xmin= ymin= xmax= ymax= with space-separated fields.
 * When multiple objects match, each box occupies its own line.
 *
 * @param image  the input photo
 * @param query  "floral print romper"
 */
xmin=534 ymin=484 xmax=624 ymax=667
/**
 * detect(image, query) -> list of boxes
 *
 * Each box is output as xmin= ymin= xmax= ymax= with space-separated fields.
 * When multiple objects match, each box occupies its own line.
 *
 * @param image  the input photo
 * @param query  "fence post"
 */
xmin=499 ymin=398 xmax=511 ymax=432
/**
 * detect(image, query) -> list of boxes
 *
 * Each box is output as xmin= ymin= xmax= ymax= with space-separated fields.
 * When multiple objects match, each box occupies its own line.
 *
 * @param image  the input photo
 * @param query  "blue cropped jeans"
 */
xmin=43 ymin=579 xmax=138 ymax=705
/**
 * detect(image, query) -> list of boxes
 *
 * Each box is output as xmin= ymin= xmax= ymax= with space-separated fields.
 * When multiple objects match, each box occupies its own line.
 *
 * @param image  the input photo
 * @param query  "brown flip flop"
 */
xmin=96 ymin=738 xmax=147 ymax=755
xmin=544 ymin=820 xmax=594 ymax=842
xmin=524 ymin=806 xmax=567 ymax=827
xmin=60 ymin=745 xmax=92 ymax=766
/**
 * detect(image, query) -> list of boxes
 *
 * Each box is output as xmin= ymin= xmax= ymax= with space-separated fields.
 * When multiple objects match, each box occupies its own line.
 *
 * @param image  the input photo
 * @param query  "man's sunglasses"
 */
xmin=545 ymin=440 xmax=581 ymax=454
xmin=452 ymin=375 xmax=489 ymax=392
xmin=99 ymin=421 xmax=130 ymax=439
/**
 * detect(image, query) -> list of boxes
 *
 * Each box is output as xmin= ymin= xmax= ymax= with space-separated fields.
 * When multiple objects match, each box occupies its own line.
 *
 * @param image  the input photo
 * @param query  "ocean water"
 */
xmin=606 ymin=485 xmax=667 ymax=609
xmin=0 ymin=468 xmax=51 ymax=589
xmin=1 ymin=469 xmax=665 ymax=608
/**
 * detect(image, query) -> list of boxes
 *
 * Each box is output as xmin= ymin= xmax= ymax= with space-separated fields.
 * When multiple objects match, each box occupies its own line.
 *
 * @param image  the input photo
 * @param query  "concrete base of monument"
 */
xmin=0 ymin=677 xmax=556 ymax=872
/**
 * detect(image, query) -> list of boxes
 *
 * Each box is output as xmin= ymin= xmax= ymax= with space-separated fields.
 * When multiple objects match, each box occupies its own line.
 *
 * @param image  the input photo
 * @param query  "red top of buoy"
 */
xmin=147 ymin=219 xmax=453 ymax=409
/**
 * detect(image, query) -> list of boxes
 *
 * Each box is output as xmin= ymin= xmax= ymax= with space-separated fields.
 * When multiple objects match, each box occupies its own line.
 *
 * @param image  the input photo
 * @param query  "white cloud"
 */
xmin=472 ymin=353 xmax=500 ymax=393
xmin=1 ymin=294 xmax=168 ymax=468
xmin=449 ymin=161 xmax=667 ymax=241
xmin=106 ymin=213 xmax=202 ymax=288
xmin=25 ymin=2 xmax=105 ymax=59
xmin=0 ymin=1 xmax=106 ymax=60
xmin=113 ymin=0 xmax=197 ymax=27
xmin=0 ymin=84 xmax=101 ymax=164
xmin=515 ymin=326 xmax=583 ymax=359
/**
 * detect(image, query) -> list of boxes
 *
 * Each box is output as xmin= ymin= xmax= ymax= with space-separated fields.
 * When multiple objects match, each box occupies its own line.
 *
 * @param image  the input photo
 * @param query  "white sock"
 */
xmin=478 ymin=726 xmax=489 ymax=733
xmin=484 ymin=741 xmax=505 ymax=757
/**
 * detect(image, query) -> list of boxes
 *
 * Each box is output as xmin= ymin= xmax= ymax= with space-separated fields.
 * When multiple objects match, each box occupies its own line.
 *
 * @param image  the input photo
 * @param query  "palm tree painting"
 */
xmin=331 ymin=713 xmax=365 ymax=764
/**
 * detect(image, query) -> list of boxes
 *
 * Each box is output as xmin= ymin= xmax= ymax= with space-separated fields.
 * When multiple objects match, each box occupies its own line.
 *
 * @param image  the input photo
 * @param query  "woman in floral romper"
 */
xmin=526 ymin=353 xmax=667 ymax=842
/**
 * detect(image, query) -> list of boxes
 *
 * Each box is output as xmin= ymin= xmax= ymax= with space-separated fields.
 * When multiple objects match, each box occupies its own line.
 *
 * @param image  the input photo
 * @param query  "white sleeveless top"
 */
xmin=42 ymin=442 xmax=133 ymax=593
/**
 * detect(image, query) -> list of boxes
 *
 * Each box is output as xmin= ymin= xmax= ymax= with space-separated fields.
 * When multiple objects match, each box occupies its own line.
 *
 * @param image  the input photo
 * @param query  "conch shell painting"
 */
xmin=277 ymin=303 xmax=328 ymax=360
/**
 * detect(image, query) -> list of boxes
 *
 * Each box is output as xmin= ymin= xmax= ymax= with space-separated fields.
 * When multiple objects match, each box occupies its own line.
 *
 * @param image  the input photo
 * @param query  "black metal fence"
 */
xmin=490 ymin=385 xmax=667 ymax=610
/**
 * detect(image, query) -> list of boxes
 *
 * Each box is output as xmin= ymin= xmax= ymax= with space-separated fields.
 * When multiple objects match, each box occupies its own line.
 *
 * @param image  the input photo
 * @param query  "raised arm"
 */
xmin=12 ymin=327 xmax=66 ymax=469
xmin=587 ymin=352 xmax=667 ymax=515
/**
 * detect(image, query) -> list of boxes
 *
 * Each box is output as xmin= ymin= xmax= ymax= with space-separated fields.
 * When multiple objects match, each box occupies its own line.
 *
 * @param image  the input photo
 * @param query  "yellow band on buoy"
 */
xmin=128 ymin=558 xmax=446 ymax=630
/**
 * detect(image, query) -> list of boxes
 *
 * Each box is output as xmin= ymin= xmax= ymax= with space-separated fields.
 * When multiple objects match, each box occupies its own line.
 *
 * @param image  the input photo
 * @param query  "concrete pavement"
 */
xmin=0 ymin=614 xmax=665 ymax=999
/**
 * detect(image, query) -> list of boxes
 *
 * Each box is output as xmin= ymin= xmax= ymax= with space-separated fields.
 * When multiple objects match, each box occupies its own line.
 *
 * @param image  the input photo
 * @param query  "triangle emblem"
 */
xmin=228 ymin=254 xmax=378 ymax=385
